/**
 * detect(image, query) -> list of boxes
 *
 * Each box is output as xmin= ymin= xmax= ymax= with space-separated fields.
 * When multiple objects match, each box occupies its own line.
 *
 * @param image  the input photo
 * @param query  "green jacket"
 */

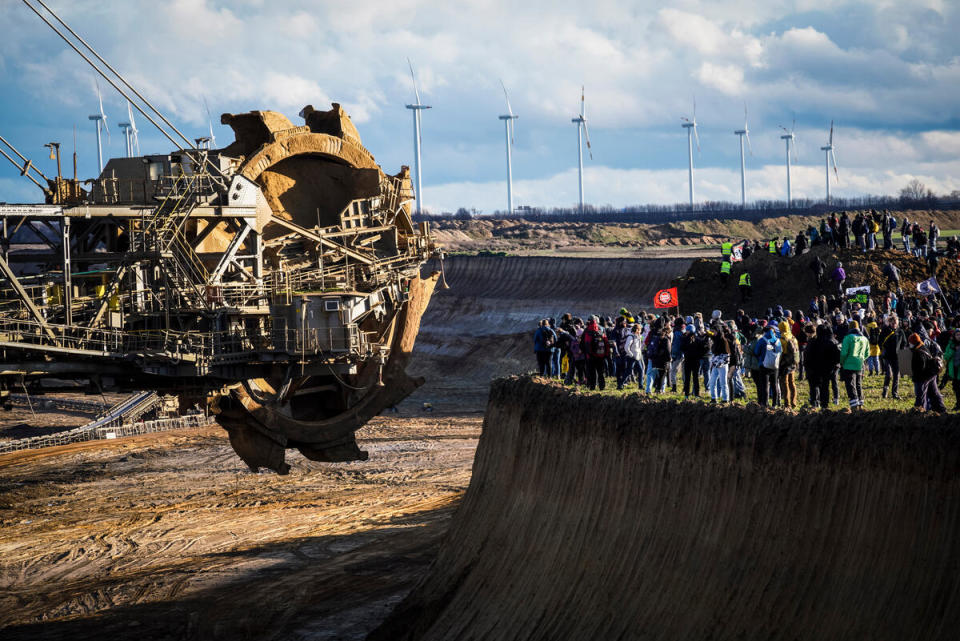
xmin=945 ymin=340 xmax=960 ymax=380
xmin=839 ymin=331 xmax=870 ymax=371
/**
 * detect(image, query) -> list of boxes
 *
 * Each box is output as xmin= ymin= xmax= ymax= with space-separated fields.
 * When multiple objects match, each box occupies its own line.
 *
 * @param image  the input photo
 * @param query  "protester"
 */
xmin=707 ymin=325 xmax=731 ymax=403
xmin=839 ymin=320 xmax=870 ymax=410
xmin=754 ymin=324 xmax=782 ymax=407
xmin=909 ymin=333 xmax=946 ymax=412
xmin=943 ymin=329 xmax=960 ymax=411
xmin=533 ymin=319 xmax=556 ymax=376
xmin=581 ymin=316 xmax=609 ymax=391
xmin=777 ymin=321 xmax=799 ymax=408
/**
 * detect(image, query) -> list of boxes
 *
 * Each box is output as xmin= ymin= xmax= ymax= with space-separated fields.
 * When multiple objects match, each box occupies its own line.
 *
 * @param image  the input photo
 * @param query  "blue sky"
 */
xmin=1 ymin=0 xmax=958 ymax=213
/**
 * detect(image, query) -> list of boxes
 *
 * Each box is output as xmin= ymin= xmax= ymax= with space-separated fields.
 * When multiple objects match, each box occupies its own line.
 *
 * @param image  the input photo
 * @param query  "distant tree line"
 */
xmin=416 ymin=181 xmax=960 ymax=225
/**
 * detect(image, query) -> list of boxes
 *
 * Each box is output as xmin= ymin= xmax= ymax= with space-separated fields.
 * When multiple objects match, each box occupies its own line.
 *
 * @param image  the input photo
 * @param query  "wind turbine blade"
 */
xmin=692 ymin=95 xmax=697 ymax=122
xmin=499 ymin=78 xmax=513 ymax=116
xmin=831 ymin=149 xmax=839 ymax=181
xmin=743 ymin=101 xmax=748 ymax=131
xmin=203 ymin=97 xmax=216 ymax=147
xmin=580 ymin=85 xmax=586 ymax=118
xmin=829 ymin=120 xmax=834 ymax=145
xmin=745 ymin=131 xmax=753 ymax=156
xmin=126 ymin=101 xmax=140 ymax=154
xmin=583 ymin=121 xmax=593 ymax=160
xmin=96 ymin=79 xmax=110 ymax=143
xmin=407 ymin=57 xmax=421 ymax=105
xmin=693 ymin=125 xmax=701 ymax=153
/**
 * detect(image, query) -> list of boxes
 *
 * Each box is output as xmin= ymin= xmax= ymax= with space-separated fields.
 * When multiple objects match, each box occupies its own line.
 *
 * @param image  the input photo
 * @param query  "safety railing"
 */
xmin=0 ymin=412 xmax=214 ymax=454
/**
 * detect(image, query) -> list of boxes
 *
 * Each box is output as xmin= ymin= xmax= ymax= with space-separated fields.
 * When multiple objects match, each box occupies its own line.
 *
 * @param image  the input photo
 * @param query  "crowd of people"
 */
xmin=532 ymin=289 xmax=960 ymax=414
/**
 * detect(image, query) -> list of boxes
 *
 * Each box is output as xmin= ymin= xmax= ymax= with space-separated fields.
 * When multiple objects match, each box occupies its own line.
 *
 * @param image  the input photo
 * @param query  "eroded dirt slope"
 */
xmin=372 ymin=377 xmax=960 ymax=641
xmin=677 ymin=243 xmax=960 ymax=318
xmin=406 ymin=255 xmax=692 ymax=411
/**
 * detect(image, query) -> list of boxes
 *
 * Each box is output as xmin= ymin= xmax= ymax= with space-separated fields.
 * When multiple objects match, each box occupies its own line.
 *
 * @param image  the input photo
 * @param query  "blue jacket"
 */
xmin=671 ymin=329 xmax=684 ymax=359
xmin=534 ymin=326 xmax=556 ymax=352
xmin=754 ymin=331 xmax=783 ymax=359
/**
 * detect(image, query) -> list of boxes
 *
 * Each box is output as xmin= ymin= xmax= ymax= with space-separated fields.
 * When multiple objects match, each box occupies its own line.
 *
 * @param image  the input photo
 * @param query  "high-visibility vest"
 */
xmin=768 ymin=241 xmax=777 ymax=253
xmin=739 ymin=273 xmax=751 ymax=286
xmin=721 ymin=242 xmax=732 ymax=256
xmin=720 ymin=261 xmax=731 ymax=275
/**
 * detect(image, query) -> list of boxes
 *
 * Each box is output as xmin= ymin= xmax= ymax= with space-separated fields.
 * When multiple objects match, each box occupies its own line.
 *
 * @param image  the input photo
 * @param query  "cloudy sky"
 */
xmin=1 ymin=0 xmax=958 ymax=213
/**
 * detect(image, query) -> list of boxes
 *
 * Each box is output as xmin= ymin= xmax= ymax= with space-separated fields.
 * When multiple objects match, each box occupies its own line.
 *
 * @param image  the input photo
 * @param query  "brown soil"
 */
xmin=677 ymin=243 xmax=960 ymax=318
xmin=371 ymin=376 xmax=960 ymax=640
xmin=431 ymin=209 xmax=960 ymax=254
xmin=0 ymin=416 xmax=481 ymax=640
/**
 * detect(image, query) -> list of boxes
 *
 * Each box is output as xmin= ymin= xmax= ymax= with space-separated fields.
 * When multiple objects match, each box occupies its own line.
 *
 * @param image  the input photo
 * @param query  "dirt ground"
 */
xmin=0 ymin=413 xmax=482 ymax=640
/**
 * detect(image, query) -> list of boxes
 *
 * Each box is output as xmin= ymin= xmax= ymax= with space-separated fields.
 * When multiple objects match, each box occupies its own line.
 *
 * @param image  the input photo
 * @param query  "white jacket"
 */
xmin=624 ymin=333 xmax=642 ymax=360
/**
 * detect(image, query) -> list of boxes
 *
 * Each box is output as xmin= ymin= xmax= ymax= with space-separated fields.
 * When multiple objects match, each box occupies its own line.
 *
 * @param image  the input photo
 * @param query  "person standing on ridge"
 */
xmin=738 ymin=271 xmax=752 ymax=302
xmin=839 ymin=320 xmax=870 ymax=410
xmin=721 ymin=239 xmax=733 ymax=260
xmin=719 ymin=260 xmax=731 ymax=286
xmin=581 ymin=316 xmax=609 ymax=391
xmin=909 ymin=332 xmax=946 ymax=412
xmin=832 ymin=261 xmax=846 ymax=296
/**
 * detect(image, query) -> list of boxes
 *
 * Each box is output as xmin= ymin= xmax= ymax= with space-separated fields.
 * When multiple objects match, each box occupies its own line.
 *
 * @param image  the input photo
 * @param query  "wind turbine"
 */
xmin=680 ymin=98 xmax=700 ymax=210
xmin=779 ymin=119 xmax=798 ymax=208
xmin=405 ymin=58 xmax=431 ymax=217
xmin=88 ymin=79 xmax=110 ymax=172
xmin=498 ymin=80 xmax=519 ymax=215
xmin=203 ymin=97 xmax=216 ymax=149
xmin=733 ymin=103 xmax=752 ymax=209
xmin=820 ymin=120 xmax=839 ymax=205
xmin=571 ymin=86 xmax=592 ymax=215
xmin=127 ymin=100 xmax=140 ymax=155
xmin=118 ymin=100 xmax=139 ymax=157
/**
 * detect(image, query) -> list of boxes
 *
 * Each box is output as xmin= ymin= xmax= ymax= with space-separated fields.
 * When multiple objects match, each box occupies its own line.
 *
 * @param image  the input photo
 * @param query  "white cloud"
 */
xmin=0 ymin=0 xmax=957 ymax=209
xmin=424 ymin=160 xmax=960 ymax=214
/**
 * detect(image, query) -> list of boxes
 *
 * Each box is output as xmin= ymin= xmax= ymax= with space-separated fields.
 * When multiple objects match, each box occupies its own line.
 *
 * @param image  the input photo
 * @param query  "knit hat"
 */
xmin=686 ymin=324 xmax=695 ymax=333
xmin=848 ymin=320 xmax=859 ymax=330
xmin=685 ymin=315 xmax=694 ymax=324
xmin=908 ymin=333 xmax=923 ymax=346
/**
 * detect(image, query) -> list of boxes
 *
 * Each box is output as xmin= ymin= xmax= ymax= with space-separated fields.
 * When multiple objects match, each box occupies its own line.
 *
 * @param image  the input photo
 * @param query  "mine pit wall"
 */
xmin=408 ymin=255 xmax=693 ymax=409
xmin=371 ymin=377 xmax=960 ymax=640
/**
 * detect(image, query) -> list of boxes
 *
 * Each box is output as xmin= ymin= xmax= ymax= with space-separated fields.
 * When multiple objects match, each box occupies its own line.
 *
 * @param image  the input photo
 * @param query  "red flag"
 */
xmin=654 ymin=287 xmax=678 ymax=309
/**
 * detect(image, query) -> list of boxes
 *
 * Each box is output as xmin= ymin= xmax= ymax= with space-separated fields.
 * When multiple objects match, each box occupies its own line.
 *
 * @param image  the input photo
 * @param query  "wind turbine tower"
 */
xmin=405 ymin=59 xmax=431 ymax=217
xmin=733 ymin=104 xmax=752 ymax=209
xmin=779 ymin=120 xmax=797 ymax=208
xmin=88 ymin=80 xmax=109 ymax=172
xmin=820 ymin=120 xmax=839 ymax=205
xmin=118 ymin=122 xmax=131 ymax=157
xmin=680 ymin=99 xmax=700 ymax=210
xmin=498 ymin=80 xmax=519 ymax=215
xmin=571 ymin=86 xmax=592 ymax=215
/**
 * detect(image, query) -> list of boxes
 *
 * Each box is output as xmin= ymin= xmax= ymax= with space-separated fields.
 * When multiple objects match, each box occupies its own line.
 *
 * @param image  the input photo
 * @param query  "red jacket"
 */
xmin=581 ymin=322 xmax=610 ymax=359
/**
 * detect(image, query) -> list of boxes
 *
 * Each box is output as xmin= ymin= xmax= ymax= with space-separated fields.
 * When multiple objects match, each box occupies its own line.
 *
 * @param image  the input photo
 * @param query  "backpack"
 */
xmin=542 ymin=329 xmax=555 ymax=348
xmin=569 ymin=335 xmax=583 ymax=360
xmin=868 ymin=325 xmax=880 ymax=346
xmin=588 ymin=329 xmax=606 ymax=357
xmin=646 ymin=334 xmax=661 ymax=359
xmin=780 ymin=339 xmax=796 ymax=369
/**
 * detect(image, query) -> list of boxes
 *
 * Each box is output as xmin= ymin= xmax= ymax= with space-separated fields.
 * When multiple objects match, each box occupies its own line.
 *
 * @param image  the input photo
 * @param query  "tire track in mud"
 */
xmin=371 ymin=378 xmax=960 ymax=641
xmin=408 ymin=255 xmax=692 ymax=410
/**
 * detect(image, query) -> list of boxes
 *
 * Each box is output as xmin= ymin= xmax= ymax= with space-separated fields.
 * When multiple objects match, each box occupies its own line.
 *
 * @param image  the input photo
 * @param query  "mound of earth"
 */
xmin=429 ymin=209 xmax=960 ymax=254
xmin=675 ymin=243 xmax=960 ymax=318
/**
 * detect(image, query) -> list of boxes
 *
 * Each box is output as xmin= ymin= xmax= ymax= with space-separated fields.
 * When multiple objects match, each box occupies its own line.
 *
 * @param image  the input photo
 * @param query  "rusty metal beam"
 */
xmin=0 ymin=254 xmax=58 ymax=343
